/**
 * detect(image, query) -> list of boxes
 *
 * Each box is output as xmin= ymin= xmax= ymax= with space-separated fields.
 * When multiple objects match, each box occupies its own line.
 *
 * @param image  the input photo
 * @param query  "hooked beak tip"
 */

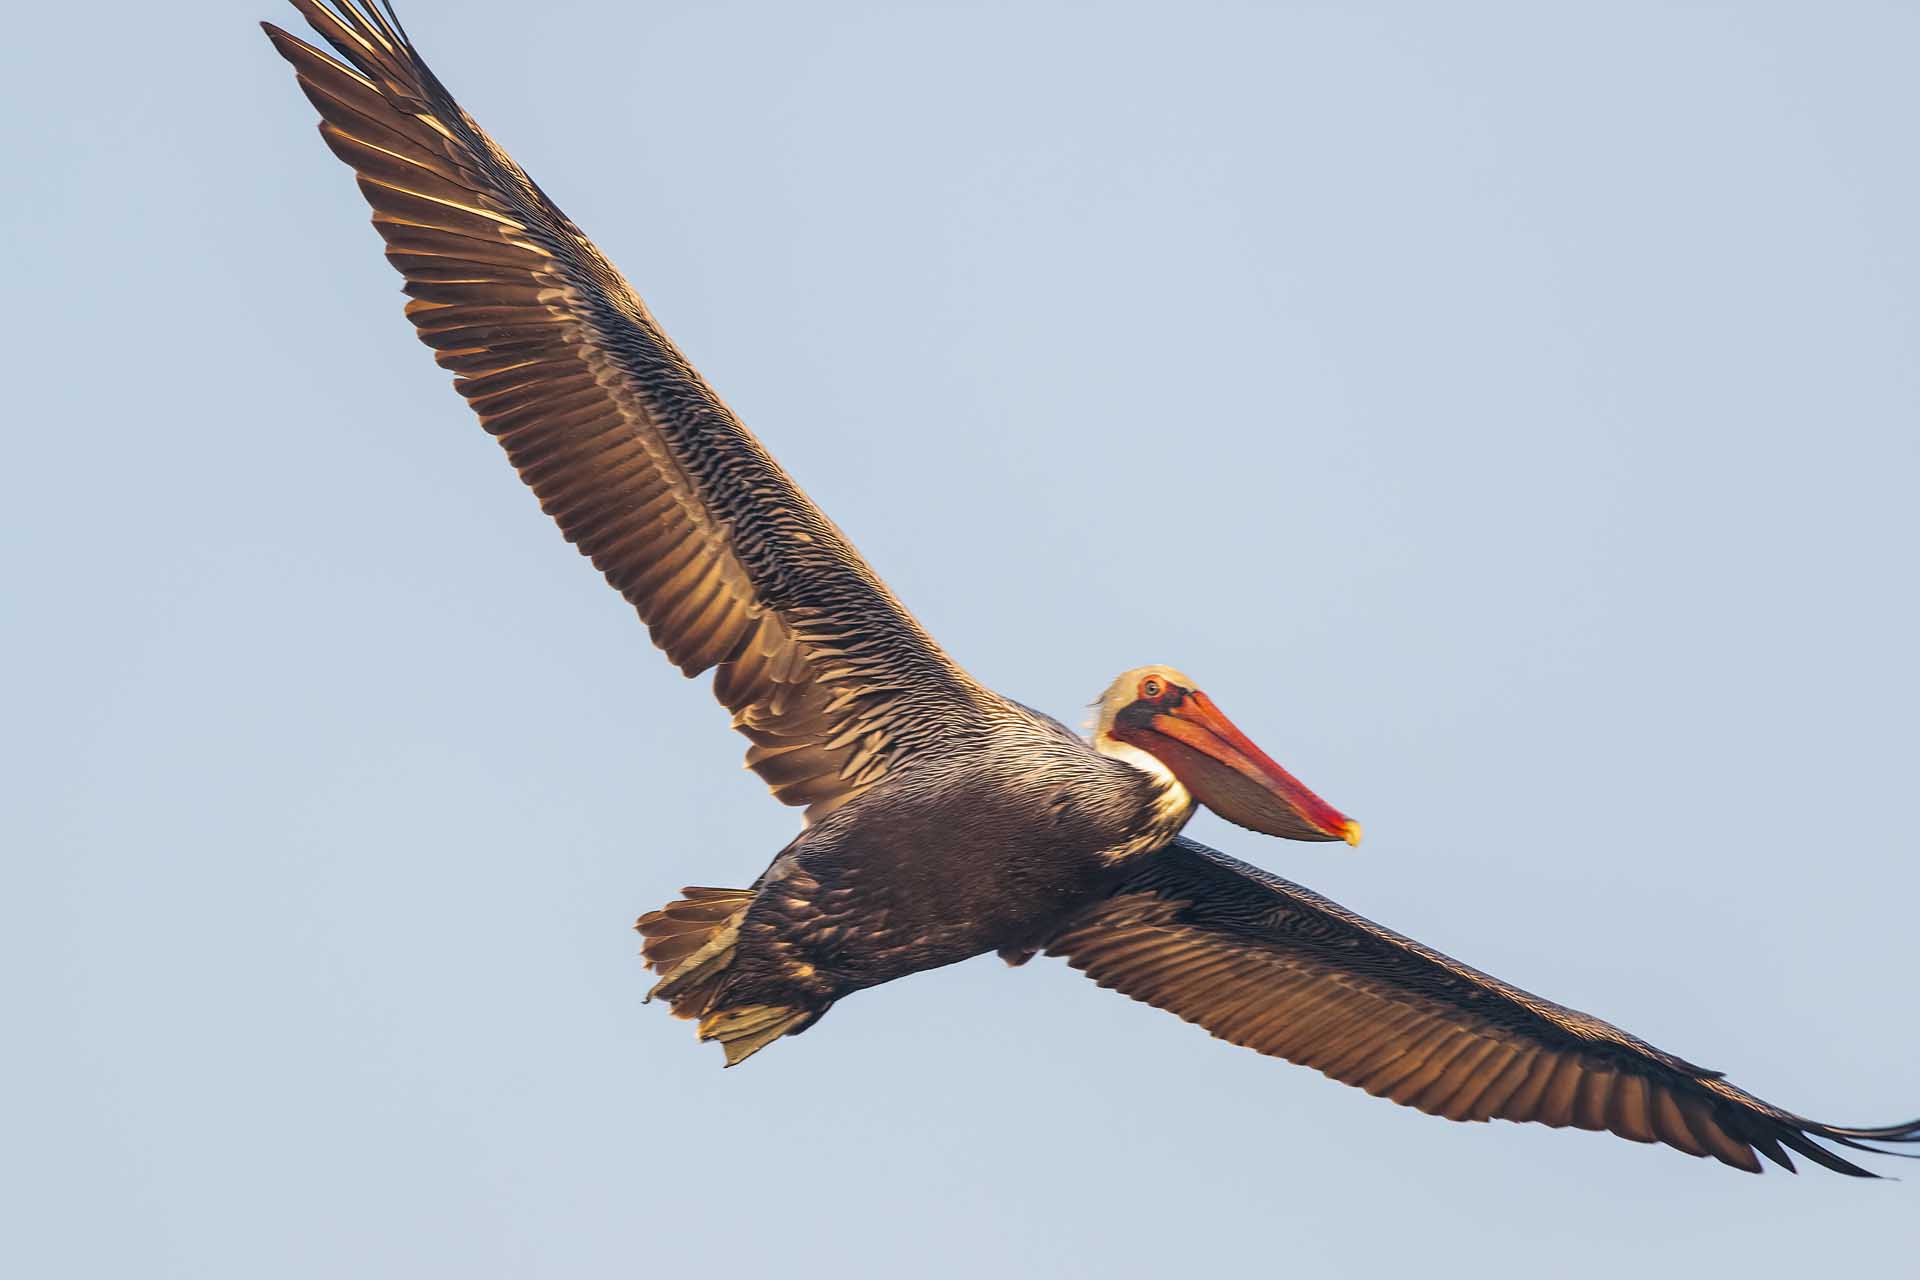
xmin=1340 ymin=820 xmax=1363 ymax=848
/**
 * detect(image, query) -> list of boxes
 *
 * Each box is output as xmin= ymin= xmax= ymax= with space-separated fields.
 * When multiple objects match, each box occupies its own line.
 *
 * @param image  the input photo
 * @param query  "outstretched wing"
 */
xmin=265 ymin=1 xmax=999 ymax=819
xmin=1046 ymin=836 xmax=1918 ymax=1175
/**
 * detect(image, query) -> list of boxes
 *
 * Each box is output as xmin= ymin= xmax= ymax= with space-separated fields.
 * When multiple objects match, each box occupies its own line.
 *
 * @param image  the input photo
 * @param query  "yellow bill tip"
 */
xmin=1341 ymin=820 xmax=1364 ymax=848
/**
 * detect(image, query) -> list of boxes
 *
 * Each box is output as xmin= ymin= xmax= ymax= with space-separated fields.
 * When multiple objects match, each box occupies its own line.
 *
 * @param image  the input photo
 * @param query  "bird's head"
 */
xmin=1093 ymin=666 xmax=1361 ymax=846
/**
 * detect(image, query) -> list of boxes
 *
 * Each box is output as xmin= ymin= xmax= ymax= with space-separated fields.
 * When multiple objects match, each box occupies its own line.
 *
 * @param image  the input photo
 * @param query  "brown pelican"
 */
xmin=265 ymin=0 xmax=1916 ymax=1176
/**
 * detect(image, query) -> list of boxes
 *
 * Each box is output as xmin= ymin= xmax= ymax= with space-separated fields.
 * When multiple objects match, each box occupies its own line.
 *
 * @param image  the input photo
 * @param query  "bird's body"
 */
xmin=648 ymin=709 xmax=1183 ymax=1054
xmin=675 ymin=717 xmax=1167 ymax=997
xmin=266 ymin=0 xmax=1917 ymax=1175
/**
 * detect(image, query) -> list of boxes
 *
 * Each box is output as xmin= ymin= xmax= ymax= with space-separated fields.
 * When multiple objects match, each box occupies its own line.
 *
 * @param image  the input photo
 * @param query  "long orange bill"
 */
xmin=1116 ymin=691 xmax=1361 ymax=845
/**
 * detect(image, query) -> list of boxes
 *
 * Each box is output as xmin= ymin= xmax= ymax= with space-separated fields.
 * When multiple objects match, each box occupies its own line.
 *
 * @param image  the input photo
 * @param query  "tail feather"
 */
xmin=639 ymin=888 xmax=750 ymax=974
xmin=699 ymin=1003 xmax=814 ymax=1067
xmin=636 ymin=887 xmax=753 ymax=1019
xmin=636 ymin=885 xmax=814 ymax=1065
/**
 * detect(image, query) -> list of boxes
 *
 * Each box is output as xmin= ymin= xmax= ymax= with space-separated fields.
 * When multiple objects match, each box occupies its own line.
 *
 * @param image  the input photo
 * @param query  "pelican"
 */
xmin=265 ymin=1 xmax=1916 ymax=1176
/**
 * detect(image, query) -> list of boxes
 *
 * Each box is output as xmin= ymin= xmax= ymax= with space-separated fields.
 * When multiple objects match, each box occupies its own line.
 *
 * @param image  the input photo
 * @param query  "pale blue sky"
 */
xmin=6 ymin=2 xmax=1918 ymax=1276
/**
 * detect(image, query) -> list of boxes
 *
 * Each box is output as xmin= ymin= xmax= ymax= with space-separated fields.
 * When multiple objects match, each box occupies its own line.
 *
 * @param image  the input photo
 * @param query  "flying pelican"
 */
xmin=265 ymin=1 xmax=1916 ymax=1175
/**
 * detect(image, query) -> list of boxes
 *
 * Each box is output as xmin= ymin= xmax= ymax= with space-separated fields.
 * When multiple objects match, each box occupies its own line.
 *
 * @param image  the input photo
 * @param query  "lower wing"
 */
xmin=1045 ymin=836 xmax=1917 ymax=1175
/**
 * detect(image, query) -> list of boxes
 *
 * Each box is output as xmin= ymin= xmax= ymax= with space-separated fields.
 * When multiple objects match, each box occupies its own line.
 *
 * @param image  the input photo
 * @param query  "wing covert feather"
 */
xmin=267 ymin=1 xmax=995 ymax=818
xmin=1046 ymin=837 xmax=1919 ymax=1175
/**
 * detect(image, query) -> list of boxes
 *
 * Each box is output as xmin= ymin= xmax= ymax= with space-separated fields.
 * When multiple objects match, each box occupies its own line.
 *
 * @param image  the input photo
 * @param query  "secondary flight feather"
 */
xmin=265 ymin=0 xmax=1917 ymax=1176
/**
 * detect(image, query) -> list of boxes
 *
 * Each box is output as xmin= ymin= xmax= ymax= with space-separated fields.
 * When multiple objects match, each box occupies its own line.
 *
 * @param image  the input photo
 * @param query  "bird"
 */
xmin=264 ymin=0 xmax=1916 ymax=1176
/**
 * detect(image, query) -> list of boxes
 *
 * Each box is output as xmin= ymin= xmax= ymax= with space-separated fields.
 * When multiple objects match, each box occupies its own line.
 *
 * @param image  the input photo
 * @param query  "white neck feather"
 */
xmin=1094 ymin=732 xmax=1195 ymax=830
xmin=1095 ymin=732 xmax=1177 ymax=785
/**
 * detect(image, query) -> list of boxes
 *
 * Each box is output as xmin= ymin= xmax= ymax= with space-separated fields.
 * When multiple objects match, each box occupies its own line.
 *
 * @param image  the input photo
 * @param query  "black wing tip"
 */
xmin=1806 ymin=1116 xmax=1920 ymax=1179
xmin=1780 ymin=1132 xmax=1883 ymax=1179
xmin=272 ymin=1 xmax=415 ymax=56
xmin=1821 ymin=1116 xmax=1920 ymax=1143
xmin=259 ymin=12 xmax=326 ymax=58
xmin=1753 ymin=1116 xmax=1920 ymax=1179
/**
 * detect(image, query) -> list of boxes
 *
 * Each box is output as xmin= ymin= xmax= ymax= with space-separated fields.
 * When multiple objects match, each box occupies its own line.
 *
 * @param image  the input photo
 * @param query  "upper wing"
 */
xmin=265 ymin=1 xmax=998 ymax=820
xmin=1045 ymin=836 xmax=1918 ymax=1175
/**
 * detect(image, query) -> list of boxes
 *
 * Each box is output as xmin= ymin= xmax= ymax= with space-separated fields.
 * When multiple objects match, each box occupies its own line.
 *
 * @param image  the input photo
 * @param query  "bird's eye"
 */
xmin=1139 ymin=676 xmax=1165 ymax=701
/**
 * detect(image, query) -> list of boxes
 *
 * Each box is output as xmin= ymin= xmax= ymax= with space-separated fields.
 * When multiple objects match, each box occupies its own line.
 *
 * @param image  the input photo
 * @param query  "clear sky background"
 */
xmin=6 ymin=2 xmax=1918 ymax=1275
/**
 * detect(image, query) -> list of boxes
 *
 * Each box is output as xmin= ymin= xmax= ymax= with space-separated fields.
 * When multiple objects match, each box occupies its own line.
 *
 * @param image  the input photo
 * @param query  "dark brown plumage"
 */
xmin=264 ymin=0 xmax=997 ymax=825
xmin=266 ymin=1 xmax=1916 ymax=1176
xmin=1050 ymin=838 xmax=1919 ymax=1176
